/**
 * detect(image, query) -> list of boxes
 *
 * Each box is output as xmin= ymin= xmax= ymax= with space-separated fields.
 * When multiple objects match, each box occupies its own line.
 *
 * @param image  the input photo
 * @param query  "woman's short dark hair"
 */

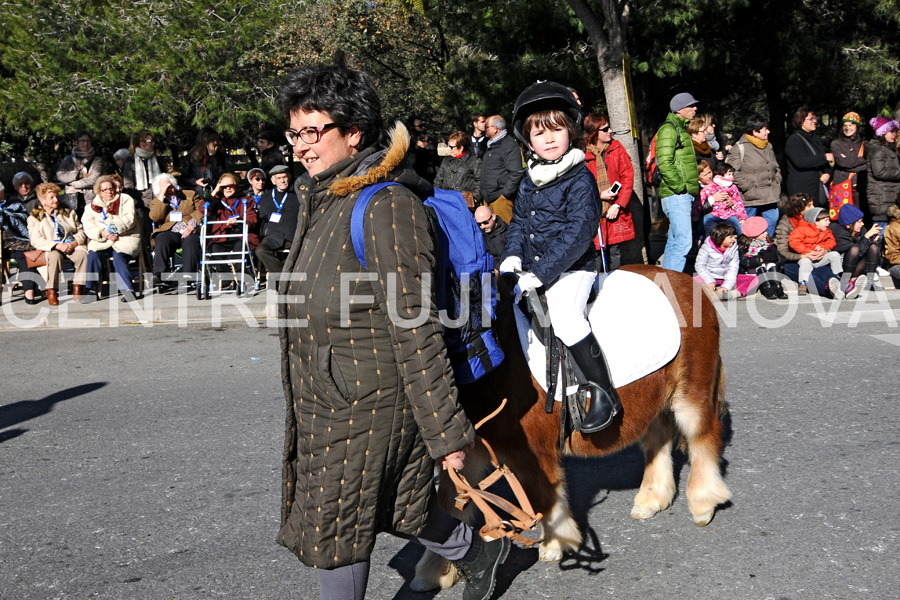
xmin=792 ymin=105 xmax=814 ymax=130
xmin=448 ymin=131 xmax=469 ymax=151
xmin=583 ymin=113 xmax=609 ymax=146
xmin=278 ymin=65 xmax=385 ymax=152
xmin=710 ymin=222 xmax=737 ymax=246
xmin=713 ymin=162 xmax=733 ymax=176
xmin=745 ymin=115 xmax=768 ymax=135
xmin=785 ymin=192 xmax=813 ymax=218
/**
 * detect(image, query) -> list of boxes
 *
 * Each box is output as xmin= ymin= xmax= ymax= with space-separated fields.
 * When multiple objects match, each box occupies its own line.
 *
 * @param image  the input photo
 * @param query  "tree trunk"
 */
xmin=566 ymin=0 xmax=645 ymax=205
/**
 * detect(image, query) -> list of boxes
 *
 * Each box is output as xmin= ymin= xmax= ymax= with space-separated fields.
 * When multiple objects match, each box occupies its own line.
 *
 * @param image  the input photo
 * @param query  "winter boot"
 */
xmin=46 ymin=288 xmax=59 ymax=306
xmin=451 ymin=535 xmax=510 ymax=600
xmin=758 ymin=279 xmax=779 ymax=299
xmin=567 ymin=334 xmax=622 ymax=433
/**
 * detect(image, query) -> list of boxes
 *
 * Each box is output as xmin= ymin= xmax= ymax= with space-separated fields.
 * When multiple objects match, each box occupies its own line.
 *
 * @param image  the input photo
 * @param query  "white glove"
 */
xmin=498 ymin=256 xmax=522 ymax=274
xmin=514 ymin=272 xmax=542 ymax=302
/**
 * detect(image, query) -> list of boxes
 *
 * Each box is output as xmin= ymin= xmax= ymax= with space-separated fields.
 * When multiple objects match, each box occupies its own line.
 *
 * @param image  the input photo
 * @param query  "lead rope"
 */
xmin=446 ymin=398 xmax=544 ymax=547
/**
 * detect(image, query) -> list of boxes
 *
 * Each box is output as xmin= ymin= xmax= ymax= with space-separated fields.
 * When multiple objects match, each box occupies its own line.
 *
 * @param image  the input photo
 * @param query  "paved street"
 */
xmin=1 ymin=286 xmax=899 ymax=600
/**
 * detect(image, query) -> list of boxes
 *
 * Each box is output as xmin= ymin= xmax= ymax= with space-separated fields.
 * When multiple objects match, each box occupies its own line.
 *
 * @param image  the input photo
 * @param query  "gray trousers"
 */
xmin=316 ymin=506 xmax=472 ymax=600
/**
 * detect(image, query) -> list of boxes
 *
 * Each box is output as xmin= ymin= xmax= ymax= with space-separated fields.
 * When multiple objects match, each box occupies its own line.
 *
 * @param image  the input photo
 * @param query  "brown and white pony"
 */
xmin=413 ymin=265 xmax=732 ymax=591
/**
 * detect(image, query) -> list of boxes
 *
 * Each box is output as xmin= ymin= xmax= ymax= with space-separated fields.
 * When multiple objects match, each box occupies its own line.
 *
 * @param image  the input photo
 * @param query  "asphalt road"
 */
xmin=1 ymin=290 xmax=899 ymax=600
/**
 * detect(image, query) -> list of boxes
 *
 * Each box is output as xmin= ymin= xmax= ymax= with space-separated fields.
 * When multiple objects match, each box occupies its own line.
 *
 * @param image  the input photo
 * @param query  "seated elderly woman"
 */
xmin=1 ymin=180 xmax=44 ymax=303
xmin=207 ymin=173 xmax=258 ymax=278
xmin=148 ymin=173 xmax=203 ymax=287
xmin=82 ymin=175 xmax=142 ymax=302
xmin=9 ymin=171 xmax=39 ymax=213
xmin=26 ymin=183 xmax=89 ymax=305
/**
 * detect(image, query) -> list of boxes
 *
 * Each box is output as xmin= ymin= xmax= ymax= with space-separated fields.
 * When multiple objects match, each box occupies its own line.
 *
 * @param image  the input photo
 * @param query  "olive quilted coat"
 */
xmin=276 ymin=125 xmax=476 ymax=569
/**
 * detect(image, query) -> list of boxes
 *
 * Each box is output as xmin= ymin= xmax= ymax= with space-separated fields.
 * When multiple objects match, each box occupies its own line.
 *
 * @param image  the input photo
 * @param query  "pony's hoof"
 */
xmin=538 ymin=541 xmax=564 ymax=562
xmin=630 ymin=505 xmax=659 ymax=520
xmin=692 ymin=510 xmax=714 ymax=527
xmin=409 ymin=576 xmax=440 ymax=592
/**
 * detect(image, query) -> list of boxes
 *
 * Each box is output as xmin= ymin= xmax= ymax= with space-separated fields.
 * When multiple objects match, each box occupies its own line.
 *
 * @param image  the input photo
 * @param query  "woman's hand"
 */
xmin=606 ymin=204 xmax=621 ymax=220
xmin=866 ymin=224 xmax=881 ymax=239
xmin=825 ymin=152 xmax=835 ymax=163
xmin=107 ymin=233 xmax=119 ymax=243
xmin=820 ymin=173 xmax=831 ymax=184
xmin=181 ymin=224 xmax=194 ymax=239
xmin=600 ymin=189 xmax=618 ymax=201
xmin=227 ymin=217 xmax=238 ymax=226
xmin=708 ymin=282 xmax=718 ymax=291
xmin=195 ymin=178 xmax=206 ymax=187
xmin=441 ymin=443 xmax=475 ymax=471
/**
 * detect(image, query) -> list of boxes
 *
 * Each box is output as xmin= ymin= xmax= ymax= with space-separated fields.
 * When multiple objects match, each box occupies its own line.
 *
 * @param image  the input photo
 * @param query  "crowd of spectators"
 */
xmin=3 ymin=90 xmax=900 ymax=308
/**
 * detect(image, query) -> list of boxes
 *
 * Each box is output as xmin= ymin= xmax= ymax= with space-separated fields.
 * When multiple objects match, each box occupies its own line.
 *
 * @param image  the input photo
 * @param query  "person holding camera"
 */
xmin=584 ymin=112 xmax=635 ymax=271
xmin=182 ymin=128 xmax=225 ymax=198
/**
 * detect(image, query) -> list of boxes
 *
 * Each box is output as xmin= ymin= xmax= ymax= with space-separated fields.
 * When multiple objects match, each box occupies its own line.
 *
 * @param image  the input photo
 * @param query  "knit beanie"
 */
xmin=841 ymin=112 xmax=863 ymax=126
xmin=741 ymin=216 xmax=768 ymax=238
xmin=837 ymin=203 xmax=865 ymax=227
xmin=869 ymin=116 xmax=900 ymax=138
xmin=803 ymin=207 xmax=825 ymax=223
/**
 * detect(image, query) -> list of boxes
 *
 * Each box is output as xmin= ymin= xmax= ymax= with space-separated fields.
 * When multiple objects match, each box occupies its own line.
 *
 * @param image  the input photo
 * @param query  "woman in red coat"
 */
xmin=584 ymin=113 xmax=636 ymax=270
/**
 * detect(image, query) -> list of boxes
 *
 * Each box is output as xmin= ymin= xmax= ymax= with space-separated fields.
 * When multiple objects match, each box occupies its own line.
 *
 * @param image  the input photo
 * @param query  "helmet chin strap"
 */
xmin=528 ymin=142 xmax=574 ymax=169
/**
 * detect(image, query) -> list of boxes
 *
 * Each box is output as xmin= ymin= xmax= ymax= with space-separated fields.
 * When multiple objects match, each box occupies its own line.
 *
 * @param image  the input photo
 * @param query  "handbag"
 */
xmin=828 ymin=174 xmax=855 ymax=220
xmin=24 ymin=249 xmax=47 ymax=268
xmin=828 ymin=143 xmax=863 ymax=220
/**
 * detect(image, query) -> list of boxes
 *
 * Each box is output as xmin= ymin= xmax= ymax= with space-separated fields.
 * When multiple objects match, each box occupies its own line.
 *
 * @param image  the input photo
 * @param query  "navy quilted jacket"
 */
xmin=502 ymin=162 xmax=601 ymax=287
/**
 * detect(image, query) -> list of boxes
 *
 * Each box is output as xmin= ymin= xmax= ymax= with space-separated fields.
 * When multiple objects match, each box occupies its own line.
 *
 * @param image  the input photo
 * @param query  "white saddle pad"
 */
xmin=514 ymin=269 xmax=682 ymax=401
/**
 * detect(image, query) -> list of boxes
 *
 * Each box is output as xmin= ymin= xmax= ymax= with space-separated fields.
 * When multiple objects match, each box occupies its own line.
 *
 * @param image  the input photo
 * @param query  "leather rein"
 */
xmin=446 ymin=398 xmax=544 ymax=547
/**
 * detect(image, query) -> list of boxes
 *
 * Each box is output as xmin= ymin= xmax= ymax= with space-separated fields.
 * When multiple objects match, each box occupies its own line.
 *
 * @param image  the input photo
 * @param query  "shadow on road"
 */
xmin=0 ymin=382 xmax=108 ymax=442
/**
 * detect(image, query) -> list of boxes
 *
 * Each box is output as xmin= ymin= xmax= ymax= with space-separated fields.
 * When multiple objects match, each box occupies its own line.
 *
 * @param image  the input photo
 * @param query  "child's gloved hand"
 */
xmin=514 ymin=272 xmax=541 ymax=302
xmin=498 ymin=256 xmax=522 ymax=274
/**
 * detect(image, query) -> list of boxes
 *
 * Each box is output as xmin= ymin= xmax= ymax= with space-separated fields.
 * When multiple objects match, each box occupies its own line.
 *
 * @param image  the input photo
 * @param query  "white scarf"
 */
xmin=527 ymin=148 xmax=585 ymax=187
xmin=133 ymin=148 xmax=162 ymax=191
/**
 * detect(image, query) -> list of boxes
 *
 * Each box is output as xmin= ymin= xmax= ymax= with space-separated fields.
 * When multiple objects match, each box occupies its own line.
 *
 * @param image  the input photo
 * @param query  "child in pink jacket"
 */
xmin=701 ymin=163 xmax=748 ymax=236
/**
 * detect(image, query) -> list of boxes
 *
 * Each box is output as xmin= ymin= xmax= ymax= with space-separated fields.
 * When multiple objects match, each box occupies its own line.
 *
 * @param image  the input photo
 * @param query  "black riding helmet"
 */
xmin=511 ymin=81 xmax=583 ymax=146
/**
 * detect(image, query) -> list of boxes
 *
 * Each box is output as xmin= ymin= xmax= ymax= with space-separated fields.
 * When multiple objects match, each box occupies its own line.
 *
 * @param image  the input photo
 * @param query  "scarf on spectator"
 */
xmin=745 ymin=133 xmax=768 ymax=149
xmin=133 ymin=148 xmax=162 ymax=191
xmin=487 ymin=129 xmax=507 ymax=148
xmin=90 ymin=196 xmax=121 ymax=215
xmin=0 ymin=198 xmax=31 ymax=241
xmin=693 ymin=139 xmax=712 ymax=155
xmin=453 ymin=149 xmax=466 ymax=159
xmin=527 ymin=147 xmax=585 ymax=187
xmin=586 ymin=143 xmax=611 ymax=192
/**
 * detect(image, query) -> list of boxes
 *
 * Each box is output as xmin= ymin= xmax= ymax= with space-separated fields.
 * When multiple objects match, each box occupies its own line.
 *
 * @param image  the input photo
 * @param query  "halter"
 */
xmin=446 ymin=398 xmax=544 ymax=546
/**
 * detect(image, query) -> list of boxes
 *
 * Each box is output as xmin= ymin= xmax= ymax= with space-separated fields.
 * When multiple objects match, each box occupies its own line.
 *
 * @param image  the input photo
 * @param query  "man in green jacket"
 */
xmin=658 ymin=92 xmax=700 ymax=272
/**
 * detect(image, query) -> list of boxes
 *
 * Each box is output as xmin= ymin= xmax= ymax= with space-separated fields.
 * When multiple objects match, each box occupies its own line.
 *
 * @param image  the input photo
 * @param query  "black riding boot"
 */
xmin=567 ymin=334 xmax=622 ymax=433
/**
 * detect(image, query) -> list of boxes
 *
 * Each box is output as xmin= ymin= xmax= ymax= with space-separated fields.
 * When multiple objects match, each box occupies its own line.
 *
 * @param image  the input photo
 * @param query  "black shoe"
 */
xmin=120 ymin=290 xmax=137 ymax=303
xmin=452 ymin=535 xmax=510 ymax=600
xmin=567 ymin=334 xmax=622 ymax=433
xmin=25 ymin=295 xmax=42 ymax=305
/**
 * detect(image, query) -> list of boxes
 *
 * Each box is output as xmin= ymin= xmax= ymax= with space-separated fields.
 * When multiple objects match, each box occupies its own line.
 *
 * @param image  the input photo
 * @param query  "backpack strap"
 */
xmin=350 ymin=181 xmax=401 ymax=270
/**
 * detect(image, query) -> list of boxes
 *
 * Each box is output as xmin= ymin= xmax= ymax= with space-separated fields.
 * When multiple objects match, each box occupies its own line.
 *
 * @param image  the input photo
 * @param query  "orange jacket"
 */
xmin=788 ymin=219 xmax=836 ymax=255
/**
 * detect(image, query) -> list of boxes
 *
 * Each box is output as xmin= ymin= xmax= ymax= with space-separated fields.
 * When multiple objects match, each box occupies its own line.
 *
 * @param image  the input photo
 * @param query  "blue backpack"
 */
xmin=350 ymin=182 xmax=504 ymax=384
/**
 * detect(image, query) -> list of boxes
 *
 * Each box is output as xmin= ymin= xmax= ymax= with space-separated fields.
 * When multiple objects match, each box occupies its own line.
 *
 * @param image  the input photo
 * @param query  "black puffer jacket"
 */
xmin=502 ymin=159 xmax=600 ymax=287
xmin=480 ymin=133 xmax=524 ymax=203
xmin=433 ymin=152 xmax=482 ymax=202
xmin=865 ymin=140 xmax=900 ymax=222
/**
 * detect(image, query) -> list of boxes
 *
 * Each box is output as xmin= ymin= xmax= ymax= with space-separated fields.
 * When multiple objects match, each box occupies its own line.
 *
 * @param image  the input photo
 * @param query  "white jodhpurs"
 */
xmin=543 ymin=270 xmax=596 ymax=346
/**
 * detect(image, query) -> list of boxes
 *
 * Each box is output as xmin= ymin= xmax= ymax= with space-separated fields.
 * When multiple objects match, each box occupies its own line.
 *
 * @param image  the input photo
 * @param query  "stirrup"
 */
xmin=576 ymin=382 xmax=621 ymax=433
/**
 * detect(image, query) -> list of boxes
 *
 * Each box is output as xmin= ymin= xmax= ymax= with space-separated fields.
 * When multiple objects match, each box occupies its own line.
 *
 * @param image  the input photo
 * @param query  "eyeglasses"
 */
xmin=599 ymin=126 xmax=610 ymax=132
xmin=222 ymin=184 xmax=236 ymax=189
xmin=76 ymin=138 xmax=91 ymax=143
xmin=99 ymin=186 xmax=115 ymax=193
xmin=285 ymin=123 xmax=339 ymax=145
xmin=476 ymin=218 xmax=492 ymax=226
xmin=805 ymin=116 xmax=819 ymax=122
xmin=141 ymin=139 xmax=154 ymax=144
xmin=448 ymin=145 xmax=458 ymax=150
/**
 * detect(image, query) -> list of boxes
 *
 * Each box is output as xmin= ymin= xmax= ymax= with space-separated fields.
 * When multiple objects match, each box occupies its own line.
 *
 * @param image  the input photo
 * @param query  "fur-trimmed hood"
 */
xmin=327 ymin=122 xmax=429 ymax=198
xmin=889 ymin=203 xmax=900 ymax=221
